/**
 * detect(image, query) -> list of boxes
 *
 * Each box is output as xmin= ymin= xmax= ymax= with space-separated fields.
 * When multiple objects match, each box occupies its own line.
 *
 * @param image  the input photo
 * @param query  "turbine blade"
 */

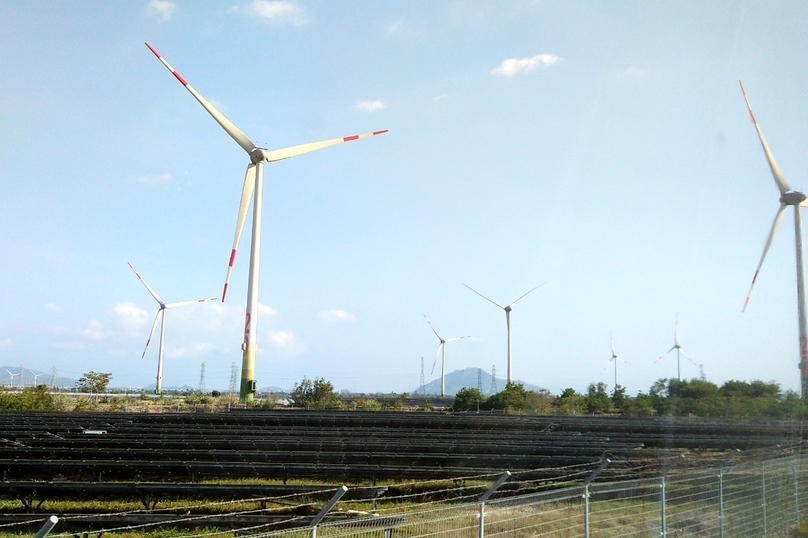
xmin=743 ymin=203 xmax=788 ymax=311
xmin=654 ymin=350 xmax=673 ymax=364
xmin=166 ymin=297 xmax=218 ymax=309
xmin=423 ymin=314 xmax=442 ymax=341
xmin=222 ymin=164 xmax=257 ymax=302
xmin=263 ymin=130 xmax=389 ymax=162
xmin=463 ymin=284 xmax=505 ymax=309
xmin=145 ymin=43 xmax=256 ymax=154
xmin=128 ymin=263 xmax=164 ymax=305
xmin=680 ymin=348 xmax=698 ymax=366
xmin=445 ymin=336 xmax=471 ymax=343
xmin=432 ymin=344 xmax=442 ymax=374
xmin=739 ymin=81 xmax=791 ymax=195
xmin=610 ymin=333 xmax=616 ymax=357
xmin=141 ymin=310 xmax=163 ymax=360
xmin=509 ymin=285 xmax=540 ymax=307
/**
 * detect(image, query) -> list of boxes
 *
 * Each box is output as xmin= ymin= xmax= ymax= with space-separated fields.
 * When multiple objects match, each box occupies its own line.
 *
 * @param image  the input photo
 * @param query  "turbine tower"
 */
xmin=146 ymin=43 xmax=387 ymax=403
xmin=464 ymin=284 xmax=539 ymax=384
xmin=424 ymin=315 xmax=470 ymax=397
xmin=128 ymin=263 xmax=217 ymax=394
xmin=654 ymin=315 xmax=696 ymax=382
xmin=739 ymin=81 xmax=808 ymax=397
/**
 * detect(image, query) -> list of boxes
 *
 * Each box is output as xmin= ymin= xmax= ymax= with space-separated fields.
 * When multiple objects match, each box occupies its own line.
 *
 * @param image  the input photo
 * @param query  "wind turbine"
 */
xmin=463 ymin=284 xmax=539 ymax=384
xmin=4 ymin=369 xmax=18 ymax=389
xmin=27 ymin=369 xmax=45 ymax=387
xmin=739 ymin=81 xmax=808 ymax=397
xmin=128 ymin=262 xmax=217 ymax=394
xmin=601 ymin=333 xmax=629 ymax=389
xmin=654 ymin=315 xmax=696 ymax=382
xmin=424 ymin=315 xmax=470 ymax=397
xmin=146 ymin=43 xmax=387 ymax=403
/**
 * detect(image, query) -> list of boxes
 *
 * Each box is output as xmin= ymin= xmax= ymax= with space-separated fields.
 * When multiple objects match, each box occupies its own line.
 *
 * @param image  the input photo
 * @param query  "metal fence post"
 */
xmin=479 ymin=472 xmax=511 ymax=538
xmin=34 ymin=516 xmax=58 ymax=538
xmin=660 ymin=455 xmax=685 ymax=538
xmin=310 ymin=486 xmax=348 ymax=538
xmin=794 ymin=447 xmax=801 ymax=529
xmin=719 ymin=462 xmax=725 ymax=538
xmin=584 ymin=459 xmax=610 ymax=538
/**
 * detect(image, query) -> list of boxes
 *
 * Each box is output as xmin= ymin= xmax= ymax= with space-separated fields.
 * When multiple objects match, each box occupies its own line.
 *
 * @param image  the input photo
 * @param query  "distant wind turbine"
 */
xmin=4 ymin=369 xmax=19 ymax=389
xmin=601 ymin=333 xmax=630 ymax=389
xmin=128 ymin=263 xmax=217 ymax=394
xmin=654 ymin=315 xmax=696 ymax=382
xmin=424 ymin=315 xmax=470 ymax=397
xmin=739 ymin=81 xmax=808 ymax=397
xmin=146 ymin=43 xmax=387 ymax=403
xmin=463 ymin=284 xmax=539 ymax=384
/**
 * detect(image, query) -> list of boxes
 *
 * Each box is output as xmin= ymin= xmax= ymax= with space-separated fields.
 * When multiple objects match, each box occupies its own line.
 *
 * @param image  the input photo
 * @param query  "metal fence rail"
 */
xmin=265 ymin=451 xmax=807 ymax=538
xmin=24 ymin=448 xmax=807 ymax=538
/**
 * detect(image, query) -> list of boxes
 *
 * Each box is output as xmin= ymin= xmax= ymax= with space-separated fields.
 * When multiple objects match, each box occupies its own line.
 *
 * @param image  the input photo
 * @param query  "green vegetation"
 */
xmin=75 ymin=371 xmax=112 ymax=393
xmin=289 ymin=376 xmax=341 ymax=409
xmin=452 ymin=377 xmax=803 ymax=417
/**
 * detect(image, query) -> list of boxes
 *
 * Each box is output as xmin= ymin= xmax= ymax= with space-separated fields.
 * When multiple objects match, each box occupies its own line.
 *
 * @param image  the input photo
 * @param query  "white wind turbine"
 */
xmin=4 ymin=369 xmax=19 ymax=389
xmin=654 ymin=315 xmax=696 ymax=382
xmin=146 ymin=43 xmax=387 ymax=403
xmin=601 ymin=333 xmax=630 ymax=389
xmin=463 ymin=284 xmax=539 ymax=384
xmin=424 ymin=315 xmax=470 ymax=397
xmin=739 ymin=81 xmax=808 ymax=397
xmin=128 ymin=263 xmax=217 ymax=394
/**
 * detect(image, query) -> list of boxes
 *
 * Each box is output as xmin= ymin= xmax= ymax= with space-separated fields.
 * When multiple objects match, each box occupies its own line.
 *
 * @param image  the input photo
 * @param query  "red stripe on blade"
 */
xmin=373 ymin=130 xmax=389 ymax=135
xmin=172 ymin=71 xmax=189 ymax=86
xmin=222 ymin=284 xmax=229 ymax=302
xmin=229 ymin=249 xmax=237 ymax=267
xmin=343 ymin=135 xmax=359 ymax=142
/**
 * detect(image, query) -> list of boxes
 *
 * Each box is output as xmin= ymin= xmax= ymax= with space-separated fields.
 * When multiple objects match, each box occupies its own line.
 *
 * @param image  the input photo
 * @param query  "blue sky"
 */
xmin=1 ymin=1 xmax=808 ymax=394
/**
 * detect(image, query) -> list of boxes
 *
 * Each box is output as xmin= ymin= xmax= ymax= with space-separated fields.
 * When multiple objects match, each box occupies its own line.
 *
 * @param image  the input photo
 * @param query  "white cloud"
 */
xmin=386 ymin=20 xmax=403 ymax=35
xmin=353 ymin=100 xmax=386 ymax=113
xmin=231 ymin=1 xmax=303 ymax=23
xmin=268 ymin=330 xmax=305 ymax=355
xmin=45 ymin=302 xmax=64 ymax=313
xmin=83 ymin=320 xmax=109 ymax=341
xmin=113 ymin=302 xmax=151 ymax=332
xmin=0 ymin=338 xmax=11 ymax=350
xmin=135 ymin=173 xmax=173 ymax=185
xmin=146 ymin=0 xmax=177 ymax=22
xmin=317 ymin=310 xmax=357 ymax=324
xmin=491 ymin=54 xmax=562 ymax=77
xmin=257 ymin=303 xmax=278 ymax=318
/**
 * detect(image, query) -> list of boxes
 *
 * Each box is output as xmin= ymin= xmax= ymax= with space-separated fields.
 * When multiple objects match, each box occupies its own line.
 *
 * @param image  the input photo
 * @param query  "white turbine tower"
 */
xmin=601 ymin=333 xmax=629 ymax=389
xmin=654 ymin=315 xmax=696 ymax=382
xmin=128 ymin=263 xmax=217 ymax=394
xmin=739 ymin=81 xmax=808 ymax=397
xmin=146 ymin=43 xmax=387 ymax=403
xmin=463 ymin=284 xmax=538 ymax=385
xmin=424 ymin=315 xmax=470 ymax=397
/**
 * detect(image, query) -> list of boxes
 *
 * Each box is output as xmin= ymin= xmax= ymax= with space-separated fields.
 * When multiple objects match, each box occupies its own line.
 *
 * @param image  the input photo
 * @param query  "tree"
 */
xmin=524 ymin=389 xmax=555 ymax=415
xmin=289 ymin=377 xmax=341 ymax=409
xmin=453 ymin=387 xmax=484 ymax=412
xmin=585 ymin=382 xmax=614 ymax=414
xmin=76 ymin=371 xmax=112 ymax=394
xmin=486 ymin=382 xmax=528 ymax=411
xmin=553 ymin=387 xmax=587 ymax=415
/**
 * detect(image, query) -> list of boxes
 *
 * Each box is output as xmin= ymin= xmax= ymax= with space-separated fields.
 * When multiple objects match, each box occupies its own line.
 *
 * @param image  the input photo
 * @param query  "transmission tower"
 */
xmin=198 ymin=362 xmax=206 ymax=393
xmin=477 ymin=368 xmax=482 ymax=392
xmin=50 ymin=366 xmax=58 ymax=389
xmin=490 ymin=364 xmax=498 ymax=394
xmin=420 ymin=357 xmax=425 ymax=397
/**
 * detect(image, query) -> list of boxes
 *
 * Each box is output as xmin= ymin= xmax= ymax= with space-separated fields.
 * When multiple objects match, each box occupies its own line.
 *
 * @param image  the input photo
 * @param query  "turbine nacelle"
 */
xmin=781 ymin=191 xmax=807 ymax=206
xmin=250 ymin=148 xmax=269 ymax=164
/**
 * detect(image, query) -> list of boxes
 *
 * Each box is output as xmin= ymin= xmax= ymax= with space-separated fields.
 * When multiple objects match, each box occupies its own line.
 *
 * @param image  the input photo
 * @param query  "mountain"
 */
xmin=412 ymin=367 xmax=544 ymax=396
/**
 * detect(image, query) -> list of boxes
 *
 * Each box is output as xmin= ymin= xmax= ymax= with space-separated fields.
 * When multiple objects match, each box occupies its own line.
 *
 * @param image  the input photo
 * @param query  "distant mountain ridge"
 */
xmin=413 ymin=367 xmax=544 ymax=396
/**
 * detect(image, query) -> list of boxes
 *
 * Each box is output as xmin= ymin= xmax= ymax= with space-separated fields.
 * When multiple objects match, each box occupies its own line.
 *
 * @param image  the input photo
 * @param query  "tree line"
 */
xmin=453 ymin=378 xmax=802 ymax=418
